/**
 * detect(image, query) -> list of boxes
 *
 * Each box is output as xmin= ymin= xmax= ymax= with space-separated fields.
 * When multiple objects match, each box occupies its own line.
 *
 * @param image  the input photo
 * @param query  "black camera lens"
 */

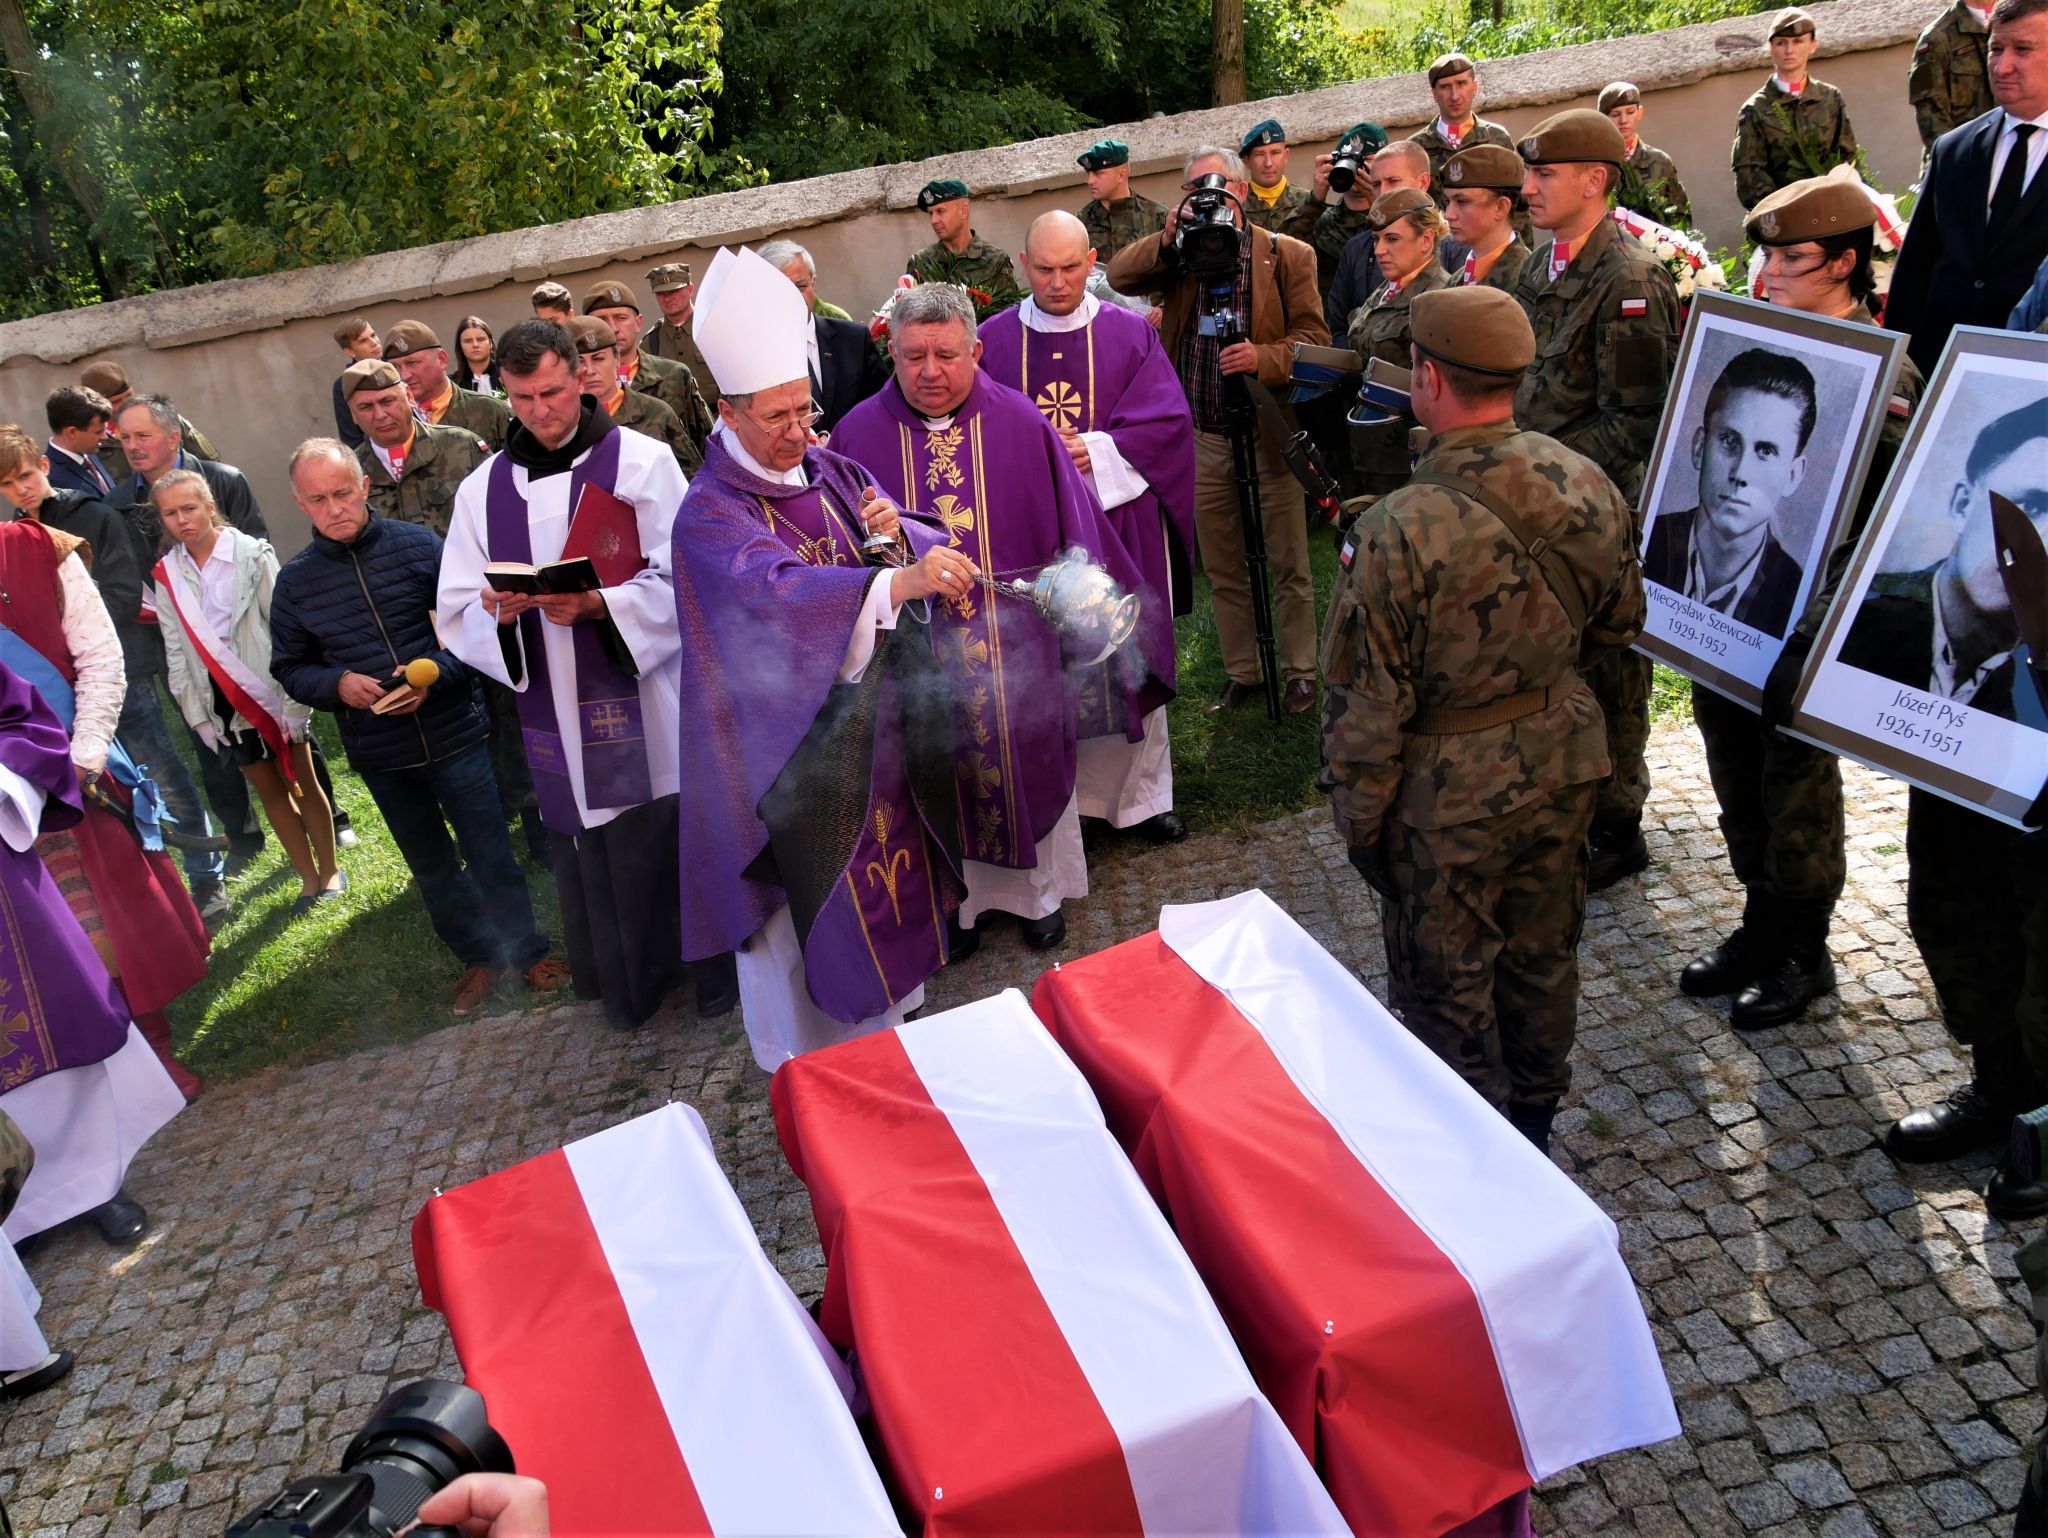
xmin=1328 ymin=157 xmax=1361 ymax=195
xmin=342 ymin=1380 xmax=515 ymax=1535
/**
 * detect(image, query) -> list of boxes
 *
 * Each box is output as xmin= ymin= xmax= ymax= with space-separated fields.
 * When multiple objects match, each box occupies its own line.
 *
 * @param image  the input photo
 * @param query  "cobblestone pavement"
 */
xmin=3 ymin=723 xmax=2036 ymax=1537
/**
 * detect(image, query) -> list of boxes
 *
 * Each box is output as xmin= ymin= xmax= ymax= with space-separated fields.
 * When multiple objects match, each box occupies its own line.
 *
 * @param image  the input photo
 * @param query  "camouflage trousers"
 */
xmin=1590 ymin=649 xmax=1651 ymax=827
xmin=1692 ymin=684 xmax=1845 ymax=903
xmin=1376 ymin=780 xmax=1598 ymax=1109
xmin=1907 ymin=789 xmax=2048 ymax=1079
xmin=481 ymin=679 xmax=537 ymax=814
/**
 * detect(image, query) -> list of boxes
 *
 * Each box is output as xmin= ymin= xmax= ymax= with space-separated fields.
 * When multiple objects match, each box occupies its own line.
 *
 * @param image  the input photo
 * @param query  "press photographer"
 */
xmin=1107 ymin=145 xmax=1328 ymax=717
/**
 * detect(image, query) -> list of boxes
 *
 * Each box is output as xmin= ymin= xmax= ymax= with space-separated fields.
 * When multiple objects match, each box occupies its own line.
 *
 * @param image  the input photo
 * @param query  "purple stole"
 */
xmin=0 ymin=842 xmax=131 ymax=1089
xmin=484 ymin=431 xmax=650 ymax=834
xmin=751 ymin=482 xmax=950 ymax=1013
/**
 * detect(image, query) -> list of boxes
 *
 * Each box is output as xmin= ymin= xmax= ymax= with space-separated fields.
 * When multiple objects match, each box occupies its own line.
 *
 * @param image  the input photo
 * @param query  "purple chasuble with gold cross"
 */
xmin=834 ymin=373 xmax=1153 ymax=869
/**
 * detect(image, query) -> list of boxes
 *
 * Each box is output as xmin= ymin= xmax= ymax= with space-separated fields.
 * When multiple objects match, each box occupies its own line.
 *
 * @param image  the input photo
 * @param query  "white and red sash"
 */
xmin=153 ymin=543 xmax=298 ymax=780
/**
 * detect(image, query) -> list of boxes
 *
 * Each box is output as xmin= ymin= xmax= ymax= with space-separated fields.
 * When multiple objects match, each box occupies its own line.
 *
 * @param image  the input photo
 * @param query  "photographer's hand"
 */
xmin=1312 ymin=152 xmax=1334 ymax=201
xmin=412 ymin=1473 xmax=550 ymax=1538
xmin=1218 ymin=341 xmax=1260 ymax=377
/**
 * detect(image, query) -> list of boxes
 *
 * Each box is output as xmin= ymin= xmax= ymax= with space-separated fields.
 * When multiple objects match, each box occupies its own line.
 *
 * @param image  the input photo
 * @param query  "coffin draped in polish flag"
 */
xmin=1032 ymin=890 xmax=1681 ymax=1538
xmin=411 ymin=1102 xmax=900 ymax=1537
xmin=771 ymin=991 xmax=1351 ymax=1537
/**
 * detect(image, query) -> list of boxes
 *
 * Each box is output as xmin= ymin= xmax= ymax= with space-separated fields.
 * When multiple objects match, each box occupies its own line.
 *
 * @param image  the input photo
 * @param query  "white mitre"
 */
xmin=693 ymin=245 xmax=812 ymax=396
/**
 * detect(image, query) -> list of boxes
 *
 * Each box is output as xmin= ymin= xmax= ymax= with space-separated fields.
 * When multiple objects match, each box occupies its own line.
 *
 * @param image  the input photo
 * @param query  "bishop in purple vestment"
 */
xmin=676 ymin=245 xmax=980 ymax=1070
xmin=835 ymin=281 xmax=1161 ymax=952
xmin=979 ymin=210 xmax=1197 ymax=842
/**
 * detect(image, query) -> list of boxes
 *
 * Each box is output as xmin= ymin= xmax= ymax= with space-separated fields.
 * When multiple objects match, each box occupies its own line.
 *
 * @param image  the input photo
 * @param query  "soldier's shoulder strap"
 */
xmin=1405 ymin=469 xmax=1588 ymax=634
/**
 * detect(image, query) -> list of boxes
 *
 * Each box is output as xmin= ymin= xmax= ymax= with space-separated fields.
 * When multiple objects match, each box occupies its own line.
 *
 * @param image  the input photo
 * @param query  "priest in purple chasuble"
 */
xmin=833 ymin=280 xmax=1165 ymax=953
xmin=672 ymin=247 xmax=978 ymax=1071
xmin=439 ymin=318 xmax=738 ymax=1029
xmin=978 ymin=211 xmax=1197 ymax=844
xmin=0 ymin=655 xmax=182 ymax=1372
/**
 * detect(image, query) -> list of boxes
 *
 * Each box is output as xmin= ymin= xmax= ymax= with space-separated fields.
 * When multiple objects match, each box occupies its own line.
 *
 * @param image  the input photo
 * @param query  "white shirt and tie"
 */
xmin=1987 ymin=108 xmax=2048 ymax=213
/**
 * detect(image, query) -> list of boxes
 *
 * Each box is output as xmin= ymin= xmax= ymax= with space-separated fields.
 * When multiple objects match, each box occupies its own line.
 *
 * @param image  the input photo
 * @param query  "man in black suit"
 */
xmin=756 ymin=239 xmax=889 ymax=433
xmin=1886 ymin=0 xmax=2048 ymax=376
xmin=42 ymin=388 xmax=120 ymax=501
xmin=1642 ymin=347 xmax=1814 ymax=640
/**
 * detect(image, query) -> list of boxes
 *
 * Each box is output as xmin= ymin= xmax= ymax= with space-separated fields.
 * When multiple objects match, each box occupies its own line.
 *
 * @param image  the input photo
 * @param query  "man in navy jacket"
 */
xmin=269 ymin=438 xmax=563 ymax=1015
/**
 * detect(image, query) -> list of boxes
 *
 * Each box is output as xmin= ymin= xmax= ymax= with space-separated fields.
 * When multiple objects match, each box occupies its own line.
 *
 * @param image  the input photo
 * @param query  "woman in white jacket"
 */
xmin=153 ymin=470 xmax=345 ymax=915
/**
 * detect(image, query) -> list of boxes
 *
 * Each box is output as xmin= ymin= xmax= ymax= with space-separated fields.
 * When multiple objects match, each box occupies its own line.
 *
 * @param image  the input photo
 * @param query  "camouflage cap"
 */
xmin=567 ymin=315 xmax=620 ymax=354
xmin=1444 ymin=144 xmax=1526 ymax=192
xmin=380 ymin=320 xmax=442 ymax=359
xmin=1516 ymin=109 xmax=1627 ymax=167
xmin=1077 ymin=138 xmax=1129 ymax=171
xmin=1367 ymin=187 xmax=1435 ymax=230
xmin=1239 ymin=118 xmax=1286 ymax=153
xmin=1597 ymin=81 xmax=1641 ymax=114
xmin=1744 ymin=169 xmax=1876 ymax=245
xmin=917 ymin=178 xmax=970 ymax=211
xmin=1410 ymin=286 xmax=1534 ymax=377
xmin=1337 ymin=121 xmax=1391 ymax=156
xmin=1428 ymin=51 xmax=1477 ymax=85
xmin=582 ymin=280 xmax=639 ymax=314
xmin=1770 ymin=6 xmax=1816 ymax=38
xmin=645 ymin=263 xmax=692 ymax=292
xmin=339 ymin=359 xmax=406 ymax=401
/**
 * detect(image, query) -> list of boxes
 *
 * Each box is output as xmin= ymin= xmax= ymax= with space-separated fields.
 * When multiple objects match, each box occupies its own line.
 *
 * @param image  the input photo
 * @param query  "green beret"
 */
xmin=582 ymin=281 xmax=639 ymax=314
xmin=1077 ymin=139 xmax=1129 ymax=172
xmin=340 ymin=359 xmax=405 ymax=401
xmin=1770 ymin=6 xmax=1816 ymax=39
xmin=1367 ymin=188 xmax=1435 ymax=230
xmin=1239 ymin=118 xmax=1286 ymax=153
xmin=380 ymin=320 xmax=441 ymax=359
xmin=645 ymin=263 xmax=692 ymax=292
xmin=1444 ymin=144 xmax=1526 ymax=193
xmin=1745 ymin=171 xmax=1876 ymax=245
xmin=1427 ymin=52 xmax=1477 ymax=86
xmin=917 ymin=179 xmax=970 ymax=212
xmin=1411 ymin=287 xmax=1534 ymax=378
xmin=1337 ymin=121 xmax=1390 ymax=156
xmin=1597 ymin=81 xmax=1641 ymax=114
xmin=1516 ymin=109 xmax=1627 ymax=167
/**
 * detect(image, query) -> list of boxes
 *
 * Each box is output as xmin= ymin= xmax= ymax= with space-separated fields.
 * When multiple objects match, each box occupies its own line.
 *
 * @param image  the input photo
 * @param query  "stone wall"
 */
xmin=0 ymin=0 xmax=1931 ymax=555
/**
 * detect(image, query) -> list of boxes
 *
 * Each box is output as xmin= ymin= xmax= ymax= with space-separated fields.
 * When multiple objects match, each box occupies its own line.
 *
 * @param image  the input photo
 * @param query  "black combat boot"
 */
xmin=1732 ymin=897 xmax=1837 ymax=1030
xmin=1886 ymin=1040 xmax=2036 ymax=1163
xmin=1505 ymin=1099 xmax=1558 ymax=1154
xmin=1680 ymin=891 xmax=1774 ymax=998
xmin=1586 ymin=820 xmax=1648 ymax=891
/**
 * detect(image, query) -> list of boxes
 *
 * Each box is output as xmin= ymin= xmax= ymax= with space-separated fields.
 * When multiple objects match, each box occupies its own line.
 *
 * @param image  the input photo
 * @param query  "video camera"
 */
xmin=225 ymin=1379 xmax=513 ymax=1538
xmin=1175 ymin=174 xmax=1246 ymax=282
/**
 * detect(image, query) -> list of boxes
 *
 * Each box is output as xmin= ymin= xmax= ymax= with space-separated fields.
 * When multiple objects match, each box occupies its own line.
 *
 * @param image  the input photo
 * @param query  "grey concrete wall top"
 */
xmin=0 ymin=0 xmax=1927 ymax=367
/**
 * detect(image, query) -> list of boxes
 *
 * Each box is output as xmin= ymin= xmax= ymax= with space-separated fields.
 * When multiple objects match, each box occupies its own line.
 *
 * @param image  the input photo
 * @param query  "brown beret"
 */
xmin=645 ymin=263 xmax=692 ymax=292
xmin=79 ymin=362 xmax=129 ymax=395
xmin=1411 ymin=287 xmax=1534 ymax=378
xmin=1745 ymin=171 xmax=1876 ymax=245
xmin=567 ymin=315 xmax=620 ymax=354
xmin=340 ymin=358 xmax=405 ymax=402
xmin=1597 ymin=81 xmax=1641 ymax=114
xmin=1516 ymin=109 xmax=1627 ymax=167
xmin=582 ymin=281 xmax=640 ymax=314
xmin=1444 ymin=145 xmax=1526 ymax=193
xmin=381 ymin=320 xmax=442 ymax=359
xmin=1367 ymin=188 xmax=1436 ymax=231
xmin=1770 ymin=6 xmax=1815 ymax=39
xmin=1427 ymin=51 xmax=1476 ymax=86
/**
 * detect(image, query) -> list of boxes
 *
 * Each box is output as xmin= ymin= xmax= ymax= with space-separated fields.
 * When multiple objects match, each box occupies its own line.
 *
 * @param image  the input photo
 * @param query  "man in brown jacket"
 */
xmin=1109 ymin=145 xmax=1330 ymax=714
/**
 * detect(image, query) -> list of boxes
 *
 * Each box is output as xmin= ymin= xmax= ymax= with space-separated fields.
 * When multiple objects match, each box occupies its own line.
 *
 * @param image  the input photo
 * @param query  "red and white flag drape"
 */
xmin=1033 ymin=890 xmax=1681 ymax=1538
xmin=771 ymin=992 xmax=1351 ymax=1537
xmin=411 ymin=1103 xmax=900 ymax=1537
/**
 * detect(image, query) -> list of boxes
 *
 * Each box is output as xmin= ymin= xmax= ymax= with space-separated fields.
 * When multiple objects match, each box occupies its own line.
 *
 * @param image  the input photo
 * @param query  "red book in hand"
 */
xmin=560 ymin=484 xmax=646 ymax=587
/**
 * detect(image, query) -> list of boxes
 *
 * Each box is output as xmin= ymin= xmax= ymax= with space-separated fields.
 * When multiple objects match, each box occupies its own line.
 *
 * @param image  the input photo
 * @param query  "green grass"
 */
xmin=167 ymin=715 xmax=559 ymax=1082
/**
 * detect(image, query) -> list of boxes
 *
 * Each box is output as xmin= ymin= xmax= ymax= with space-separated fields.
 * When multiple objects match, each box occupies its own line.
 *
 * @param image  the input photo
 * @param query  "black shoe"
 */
xmin=1885 ymin=1086 xmax=2011 ymax=1164
xmin=91 ymin=1192 xmax=148 ymax=1247
xmin=1505 ymin=1099 xmax=1558 ymax=1153
xmin=1137 ymin=811 xmax=1187 ymax=844
xmin=1680 ymin=926 xmax=1772 ymax=998
xmin=1586 ymin=822 xmax=1648 ymax=891
xmin=1020 ymin=908 xmax=1067 ymax=950
xmin=0 ymin=1350 xmax=74 ymax=1401
xmin=946 ymin=915 xmax=980 ymax=963
xmin=1204 ymin=681 xmax=1260 ymax=716
xmin=1732 ymin=946 xmax=1836 ymax=1030
xmin=693 ymin=953 xmax=739 ymax=1019
xmin=1987 ymin=1161 xmax=2048 ymax=1223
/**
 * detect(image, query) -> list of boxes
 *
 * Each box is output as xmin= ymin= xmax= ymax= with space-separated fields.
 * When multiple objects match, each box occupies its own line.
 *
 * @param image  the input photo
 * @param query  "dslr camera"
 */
xmin=1327 ymin=132 xmax=1371 ymax=196
xmin=1175 ymin=173 xmax=1246 ymax=281
xmin=226 ymin=1379 xmax=513 ymax=1538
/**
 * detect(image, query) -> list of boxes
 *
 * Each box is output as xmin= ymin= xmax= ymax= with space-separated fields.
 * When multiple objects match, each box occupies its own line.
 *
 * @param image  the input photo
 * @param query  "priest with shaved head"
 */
xmin=978 ymin=211 xmax=1195 ymax=844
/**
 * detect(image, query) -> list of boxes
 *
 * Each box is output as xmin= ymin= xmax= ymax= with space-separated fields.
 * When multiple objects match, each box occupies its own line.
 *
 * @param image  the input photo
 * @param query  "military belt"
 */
xmin=1407 ymin=679 xmax=1571 ymax=735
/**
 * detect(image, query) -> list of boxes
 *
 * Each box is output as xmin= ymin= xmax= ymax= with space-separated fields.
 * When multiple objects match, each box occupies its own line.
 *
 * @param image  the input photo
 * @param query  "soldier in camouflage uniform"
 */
xmin=1075 ymin=139 xmax=1167 ymax=264
xmin=1732 ymin=7 xmax=1862 ymax=210
xmin=381 ymin=321 xmax=511 ymax=450
xmin=1346 ymin=190 xmax=1451 ymax=495
xmin=1321 ymin=286 xmax=1646 ymax=1150
xmin=1600 ymin=82 xmax=1693 ymax=228
xmin=1408 ymin=53 xmax=1517 ymax=205
xmin=1910 ymin=0 xmax=1996 ymax=157
xmin=581 ymin=281 xmax=716 ymax=456
xmin=1511 ymin=109 xmax=1680 ymax=888
xmin=340 ymin=361 xmax=490 ymax=537
xmin=1442 ymin=144 xmax=1531 ymax=292
xmin=1241 ymin=118 xmax=1317 ymax=234
xmin=907 ymin=179 xmax=1025 ymax=322
xmin=642 ymin=263 xmax=723 ymax=410
xmin=567 ymin=317 xmax=700 ymax=473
